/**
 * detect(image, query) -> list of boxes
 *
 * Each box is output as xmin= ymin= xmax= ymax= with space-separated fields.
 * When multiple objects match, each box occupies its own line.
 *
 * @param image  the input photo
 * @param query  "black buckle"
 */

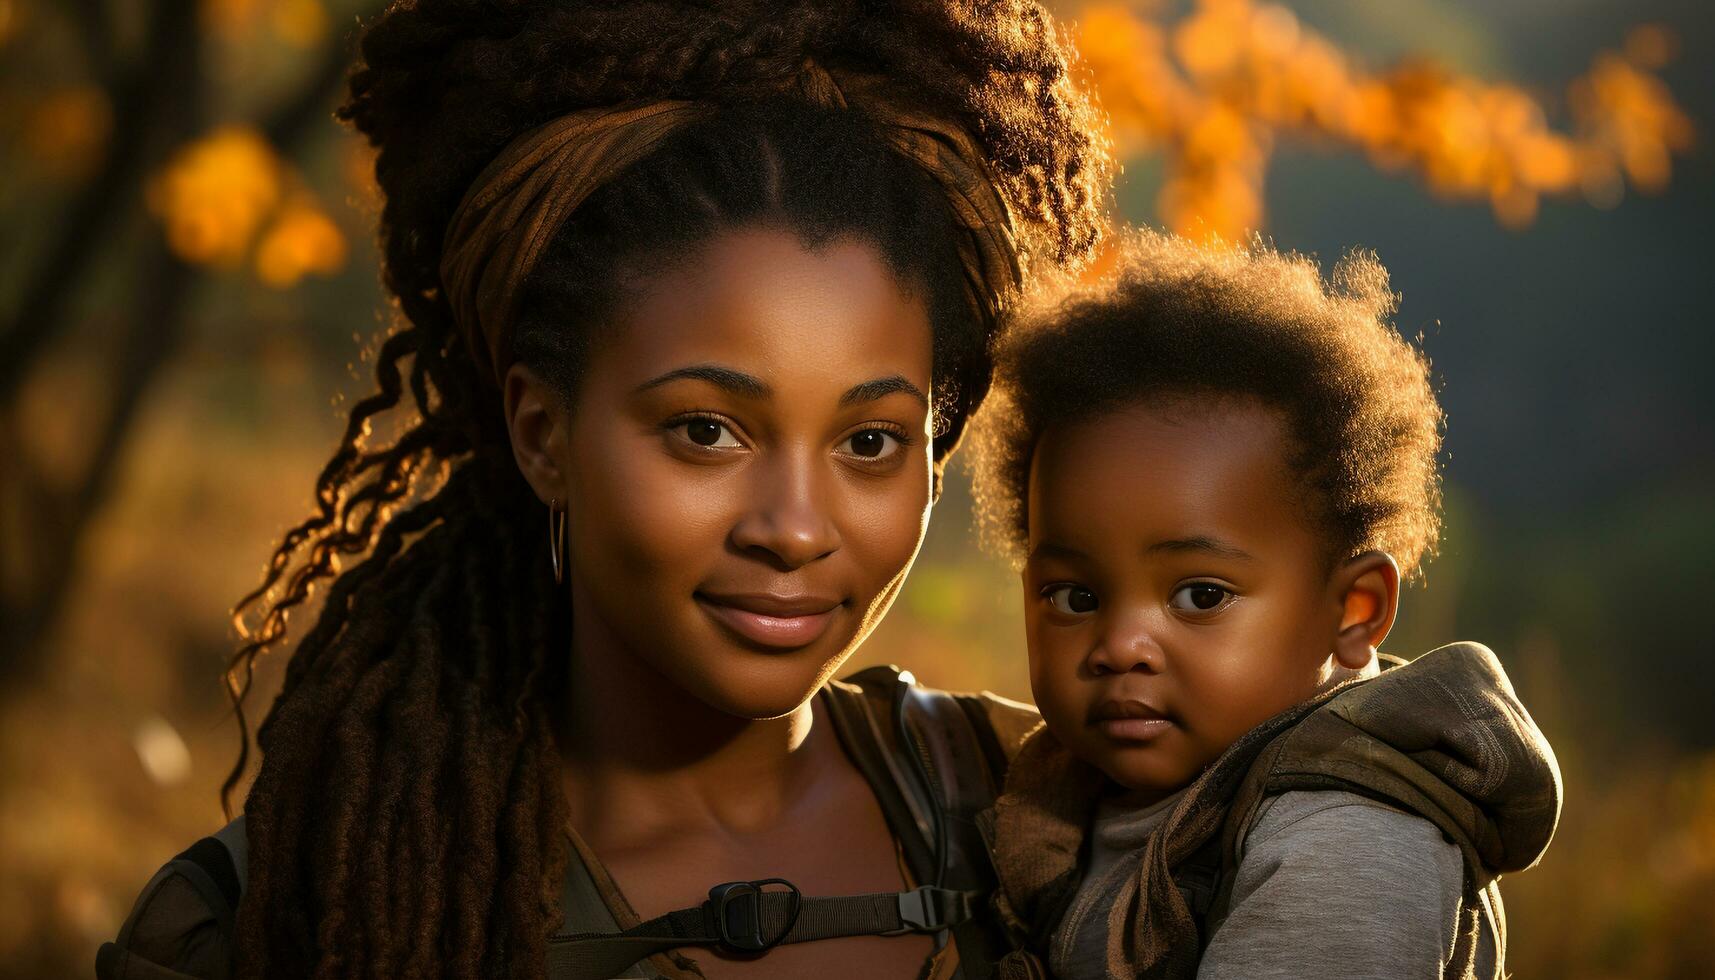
xmin=704 ymin=878 xmax=801 ymax=954
xmin=886 ymin=886 xmax=971 ymax=936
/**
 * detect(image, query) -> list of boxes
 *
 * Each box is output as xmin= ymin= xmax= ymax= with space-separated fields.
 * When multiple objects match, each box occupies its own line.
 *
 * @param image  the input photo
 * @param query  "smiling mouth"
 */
xmin=1088 ymin=698 xmax=1175 ymax=742
xmin=693 ymin=591 xmax=844 ymax=650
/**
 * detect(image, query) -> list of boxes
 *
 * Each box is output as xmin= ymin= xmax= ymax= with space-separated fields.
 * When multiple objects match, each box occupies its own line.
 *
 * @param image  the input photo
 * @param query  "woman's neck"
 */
xmin=555 ymin=592 xmax=838 ymax=851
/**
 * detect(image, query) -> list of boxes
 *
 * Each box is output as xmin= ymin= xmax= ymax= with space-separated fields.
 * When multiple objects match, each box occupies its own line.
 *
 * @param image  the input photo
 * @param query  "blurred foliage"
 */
xmin=146 ymin=125 xmax=348 ymax=285
xmin=203 ymin=0 xmax=331 ymax=47
xmin=19 ymin=85 xmax=112 ymax=182
xmin=1077 ymin=0 xmax=1693 ymax=242
xmin=0 ymin=0 xmax=1710 ymax=977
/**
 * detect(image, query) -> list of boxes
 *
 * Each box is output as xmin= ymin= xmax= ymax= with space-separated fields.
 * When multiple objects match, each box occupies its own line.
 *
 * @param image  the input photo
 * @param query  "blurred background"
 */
xmin=1 ymin=0 xmax=1710 ymax=976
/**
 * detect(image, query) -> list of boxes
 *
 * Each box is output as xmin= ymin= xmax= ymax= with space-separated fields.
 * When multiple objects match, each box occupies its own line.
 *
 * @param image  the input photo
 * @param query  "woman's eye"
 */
xmin=1043 ymin=584 xmax=1099 ymax=615
xmin=677 ymin=418 xmax=742 ymax=448
xmin=1169 ymin=583 xmax=1233 ymax=613
xmin=840 ymin=428 xmax=902 ymax=460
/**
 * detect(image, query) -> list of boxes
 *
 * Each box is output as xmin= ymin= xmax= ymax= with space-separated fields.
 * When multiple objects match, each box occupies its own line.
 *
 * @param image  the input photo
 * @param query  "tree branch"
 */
xmin=0 ymin=245 xmax=199 ymax=685
xmin=0 ymin=3 xmax=382 ymax=687
xmin=0 ymin=0 xmax=195 ymax=404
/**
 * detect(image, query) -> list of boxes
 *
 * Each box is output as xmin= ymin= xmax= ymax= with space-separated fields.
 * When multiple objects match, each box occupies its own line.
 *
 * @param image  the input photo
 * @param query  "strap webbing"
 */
xmin=545 ymin=885 xmax=980 ymax=980
xmin=166 ymin=837 xmax=242 ymax=939
xmin=820 ymin=679 xmax=939 ymax=882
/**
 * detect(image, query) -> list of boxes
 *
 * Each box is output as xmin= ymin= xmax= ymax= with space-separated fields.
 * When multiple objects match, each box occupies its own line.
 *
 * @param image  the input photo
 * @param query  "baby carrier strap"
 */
xmin=557 ymin=841 xmax=662 ymax=978
xmin=546 ymin=882 xmax=985 ymax=979
xmin=96 ymin=816 xmax=248 ymax=980
xmin=168 ymin=834 xmax=243 ymax=938
xmin=165 ymin=816 xmax=247 ymax=935
xmin=830 ymin=666 xmax=1031 ymax=974
xmin=825 ymin=666 xmax=1018 ymax=887
xmin=547 ymin=666 xmax=1031 ymax=979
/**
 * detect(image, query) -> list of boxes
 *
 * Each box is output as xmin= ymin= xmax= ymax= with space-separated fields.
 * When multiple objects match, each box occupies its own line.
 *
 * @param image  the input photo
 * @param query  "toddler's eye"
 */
xmin=1043 ymin=584 xmax=1099 ymax=615
xmin=676 ymin=418 xmax=742 ymax=448
xmin=1169 ymin=583 xmax=1233 ymax=613
xmin=842 ymin=428 xmax=902 ymax=460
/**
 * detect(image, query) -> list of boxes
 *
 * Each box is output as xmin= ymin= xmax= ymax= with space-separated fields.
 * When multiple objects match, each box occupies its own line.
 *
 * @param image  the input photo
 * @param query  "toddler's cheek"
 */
xmin=1033 ymin=692 xmax=1080 ymax=747
xmin=1026 ymin=649 xmax=1081 ymax=724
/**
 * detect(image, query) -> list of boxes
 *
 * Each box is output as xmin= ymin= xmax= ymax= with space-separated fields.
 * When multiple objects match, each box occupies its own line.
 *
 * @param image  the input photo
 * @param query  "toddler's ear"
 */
xmin=1332 ymin=551 xmax=1400 ymax=670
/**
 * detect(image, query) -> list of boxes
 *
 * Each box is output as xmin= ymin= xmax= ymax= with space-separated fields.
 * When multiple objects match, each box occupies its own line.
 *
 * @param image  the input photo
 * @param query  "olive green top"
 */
xmin=97 ymin=670 xmax=1042 ymax=980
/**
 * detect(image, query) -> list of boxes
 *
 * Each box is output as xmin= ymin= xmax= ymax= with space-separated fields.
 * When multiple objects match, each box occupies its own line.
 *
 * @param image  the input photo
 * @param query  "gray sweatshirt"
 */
xmin=1049 ymin=788 xmax=1498 ymax=979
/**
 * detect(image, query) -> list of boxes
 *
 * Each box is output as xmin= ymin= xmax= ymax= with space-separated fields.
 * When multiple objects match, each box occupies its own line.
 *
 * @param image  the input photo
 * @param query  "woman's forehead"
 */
xmin=589 ymin=226 xmax=935 ymax=399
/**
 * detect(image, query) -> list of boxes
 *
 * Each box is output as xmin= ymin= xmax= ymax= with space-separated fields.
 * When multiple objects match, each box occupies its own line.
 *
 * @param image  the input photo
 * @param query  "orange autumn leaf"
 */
xmin=146 ymin=127 xmax=284 ymax=267
xmin=255 ymin=199 xmax=347 ymax=287
xmin=146 ymin=125 xmax=347 ymax=285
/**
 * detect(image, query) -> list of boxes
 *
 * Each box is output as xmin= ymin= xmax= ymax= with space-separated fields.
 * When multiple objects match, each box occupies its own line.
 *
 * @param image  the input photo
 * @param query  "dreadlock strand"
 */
xmin=396 ymin=622 xmax=455 ymax=979
xmin=236 ymin=500 xmax=454 ymax=978
xmin=366 ymin=612 xmax=453 ymax=979
xmin=316 ymin=526 xmax=459 ymax=977
xmin=446 ymin=692 xmax=508 ymax=976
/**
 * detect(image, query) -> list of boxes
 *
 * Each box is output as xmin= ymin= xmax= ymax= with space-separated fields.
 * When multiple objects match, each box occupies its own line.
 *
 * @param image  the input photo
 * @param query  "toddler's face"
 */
xmin=1023 ymin=396 xmax=1353 ymax=798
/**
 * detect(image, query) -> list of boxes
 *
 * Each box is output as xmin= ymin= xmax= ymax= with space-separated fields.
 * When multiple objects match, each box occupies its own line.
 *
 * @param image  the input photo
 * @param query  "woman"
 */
xmin=97 ymin=1 xmax=1106 ymax=977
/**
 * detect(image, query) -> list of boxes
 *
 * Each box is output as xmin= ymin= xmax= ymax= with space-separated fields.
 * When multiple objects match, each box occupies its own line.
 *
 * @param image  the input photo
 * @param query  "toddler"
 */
xmin=969 ymin=231 xmax=1562 ymax=980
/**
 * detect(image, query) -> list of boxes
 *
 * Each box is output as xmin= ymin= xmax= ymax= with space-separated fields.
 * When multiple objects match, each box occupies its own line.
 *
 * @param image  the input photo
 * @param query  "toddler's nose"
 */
xmin=1085 ymin=615 xmax=1165 ymax=676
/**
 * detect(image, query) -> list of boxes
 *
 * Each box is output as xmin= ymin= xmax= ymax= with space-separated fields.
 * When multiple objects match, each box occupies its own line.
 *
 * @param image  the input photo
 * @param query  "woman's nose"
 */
xmin=1085 ymin=613 xmax=1165 ymax=676
xmin=729 ymin=448 xmax=841 ymax=569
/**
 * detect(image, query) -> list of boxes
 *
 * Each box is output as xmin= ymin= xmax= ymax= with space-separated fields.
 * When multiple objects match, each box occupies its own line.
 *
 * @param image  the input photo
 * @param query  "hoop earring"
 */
xmin=548 ymin=497 xmax=568 ymax=585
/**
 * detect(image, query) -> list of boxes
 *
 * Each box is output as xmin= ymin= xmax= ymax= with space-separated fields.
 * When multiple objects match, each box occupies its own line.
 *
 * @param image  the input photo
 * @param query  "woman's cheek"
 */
xmin=842 ymin=463 xmax=931 ymax=608
xmin=589 ymin=441 xmax=741 ymax=569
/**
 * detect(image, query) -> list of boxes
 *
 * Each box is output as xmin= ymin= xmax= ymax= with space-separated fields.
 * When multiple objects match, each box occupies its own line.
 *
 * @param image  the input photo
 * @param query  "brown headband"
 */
xmin=439 ymin=60 xmax=1022 ymax=456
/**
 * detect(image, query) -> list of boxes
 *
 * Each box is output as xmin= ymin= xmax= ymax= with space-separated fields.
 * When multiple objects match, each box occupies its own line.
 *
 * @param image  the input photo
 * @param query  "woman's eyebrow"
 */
xmin=840 ymin=375 xmax=927 ymax=408
xmin=634 ymin=364 xmax=771 ymax=398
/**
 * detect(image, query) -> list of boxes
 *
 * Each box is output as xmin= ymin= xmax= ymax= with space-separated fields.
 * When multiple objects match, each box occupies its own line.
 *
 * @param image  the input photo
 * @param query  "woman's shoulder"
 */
xmin=96 ymin=817 xmax=246 ymax=980
xmin=830 ymin=663 xmax=1040 ymax=764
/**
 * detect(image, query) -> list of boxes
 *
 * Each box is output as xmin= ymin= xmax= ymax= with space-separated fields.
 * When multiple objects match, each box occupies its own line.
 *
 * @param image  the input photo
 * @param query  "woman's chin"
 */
xmin=680 ymin=652 xmax=849 ymax=721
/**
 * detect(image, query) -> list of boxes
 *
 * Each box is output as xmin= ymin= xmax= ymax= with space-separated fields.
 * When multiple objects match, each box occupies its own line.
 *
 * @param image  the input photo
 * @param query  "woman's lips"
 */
xmin=694 ymin=591 xmax=843 ymax=650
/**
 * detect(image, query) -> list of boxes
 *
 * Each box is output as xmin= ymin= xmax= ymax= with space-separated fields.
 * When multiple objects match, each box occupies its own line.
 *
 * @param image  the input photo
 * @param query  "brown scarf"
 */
xmin=987 ymin=642 xmax=1563 ymax=980
xmin=437 ymin=59 xmax=1022 ymax=462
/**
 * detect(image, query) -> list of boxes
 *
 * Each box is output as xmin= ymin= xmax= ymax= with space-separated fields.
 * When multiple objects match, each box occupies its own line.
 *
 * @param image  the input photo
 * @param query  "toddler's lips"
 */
xmin=694 ymin=591 xmax=842 ymax=650
xmin=1094 ymin=717 xmax=1174 ymax=741
xmin=1089 ymin=698 xmax=1174 ymax=742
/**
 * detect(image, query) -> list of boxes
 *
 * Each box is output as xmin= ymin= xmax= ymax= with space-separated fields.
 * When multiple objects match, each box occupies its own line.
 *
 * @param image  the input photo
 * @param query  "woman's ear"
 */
xmin=1332 ymin=550 xmax=1401 ymax=670
xmin=503 ymin=362 xmax=570 ymax=505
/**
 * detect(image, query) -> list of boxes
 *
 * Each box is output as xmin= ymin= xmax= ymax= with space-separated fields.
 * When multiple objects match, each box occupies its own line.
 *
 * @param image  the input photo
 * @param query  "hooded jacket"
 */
xmin=983 ymin=641 xmax=1563 ymax=980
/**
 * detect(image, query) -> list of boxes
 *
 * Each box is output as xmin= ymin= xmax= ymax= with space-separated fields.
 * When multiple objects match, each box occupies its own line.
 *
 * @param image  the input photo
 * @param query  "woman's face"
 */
xmin=508 ymin=226 xmax=936 ymax=719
